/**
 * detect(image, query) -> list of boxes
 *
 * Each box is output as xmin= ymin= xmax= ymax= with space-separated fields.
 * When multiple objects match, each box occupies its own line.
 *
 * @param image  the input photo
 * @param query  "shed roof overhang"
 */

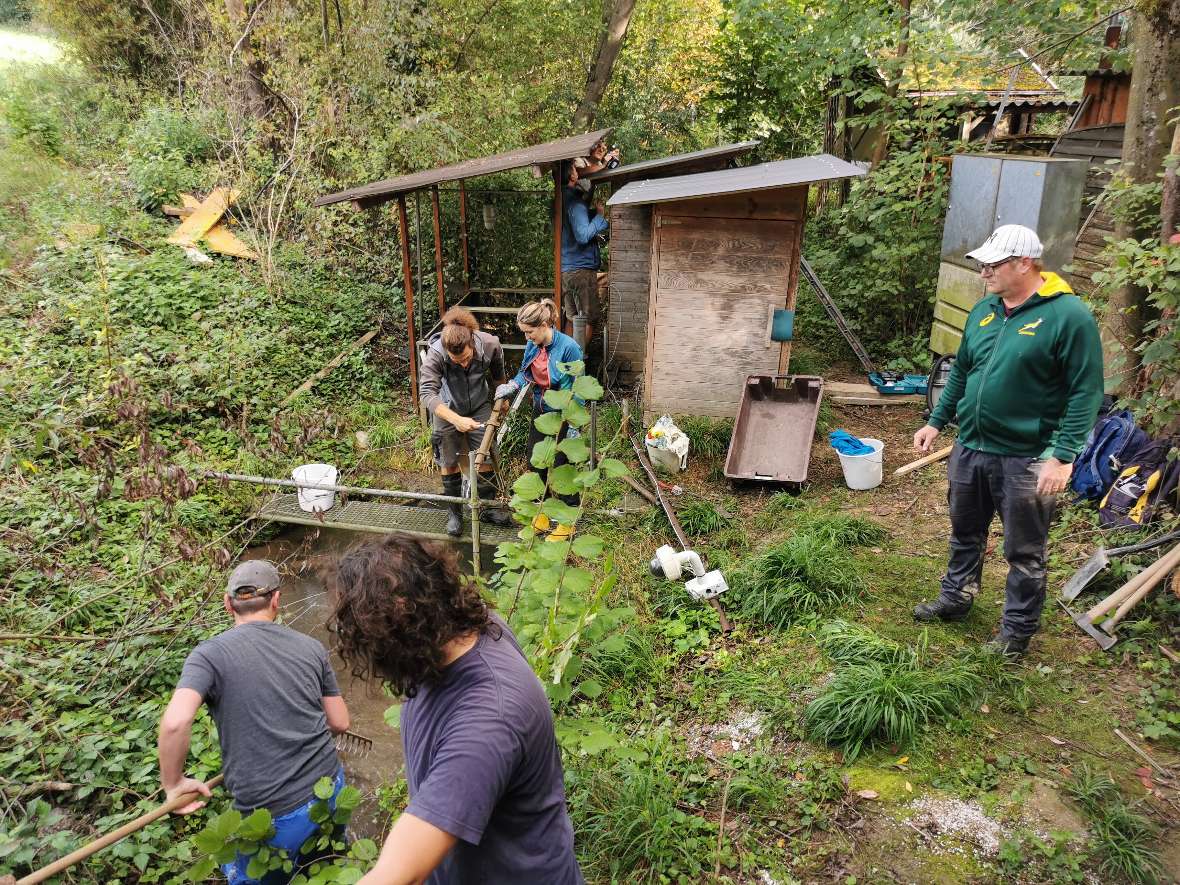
xmin=606 ymin=153 xmax=864 ymax=207
xmin=315 ymin=128 xmax=611 ymax=208
xmin=584 ymin=141 xmax=760 ymax=184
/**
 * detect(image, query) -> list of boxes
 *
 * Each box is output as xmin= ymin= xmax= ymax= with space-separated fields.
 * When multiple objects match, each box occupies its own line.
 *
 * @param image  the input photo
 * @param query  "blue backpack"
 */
xmin=1071 ymin=409 xmax=1148 ymax=501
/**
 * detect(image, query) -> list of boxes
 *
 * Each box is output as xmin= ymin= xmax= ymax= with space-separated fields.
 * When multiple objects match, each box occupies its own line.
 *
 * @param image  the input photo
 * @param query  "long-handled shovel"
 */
xmin=1060 ymin=530 xmax=1180 ymax=602
xmin=1061 ymin=541 xmax=1180 ymax=650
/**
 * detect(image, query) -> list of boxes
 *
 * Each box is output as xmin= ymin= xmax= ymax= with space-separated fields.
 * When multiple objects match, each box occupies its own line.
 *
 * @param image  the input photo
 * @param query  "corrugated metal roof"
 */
xmin=583 ymin=141 xmax=760 ymax=183
xmin=315 ymin=129 xmax=611 ymax=207
xmin=606 ymin=153 xmax=865 ymax=207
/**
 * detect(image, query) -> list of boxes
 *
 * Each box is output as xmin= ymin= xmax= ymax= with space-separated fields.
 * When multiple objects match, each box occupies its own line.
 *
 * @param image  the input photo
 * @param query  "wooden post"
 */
xmin=778 ymin=192 xmax=806 ymax=377
xmin=468 ymin=451 xmax=481 ymax=576
xmin=431 ymin=185 xmax=446 ymax=317
xmin=458 ymin=180 xmax=470 ymax=295
xmin=552 ymin=164 xmax=563 ymax=321
xmin=396 ymin=196 xmax=420 ymax=412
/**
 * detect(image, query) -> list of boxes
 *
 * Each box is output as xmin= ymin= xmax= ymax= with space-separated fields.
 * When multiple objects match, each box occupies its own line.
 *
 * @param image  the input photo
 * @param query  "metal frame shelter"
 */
xmin=315 ymin=129 xmax=610 ymax=411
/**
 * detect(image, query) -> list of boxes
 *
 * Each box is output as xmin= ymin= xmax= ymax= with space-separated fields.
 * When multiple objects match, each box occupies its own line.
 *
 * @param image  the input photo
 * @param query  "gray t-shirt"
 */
xmin=403 ymin=616 xmax=583 ymax=884
xmin=177 ymin=621 xmax=341 ymax=815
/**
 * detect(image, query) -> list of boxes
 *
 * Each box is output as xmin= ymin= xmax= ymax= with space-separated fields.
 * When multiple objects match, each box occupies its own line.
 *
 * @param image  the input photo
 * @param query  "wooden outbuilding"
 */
xmin=603 ymin=155 xmax=864 ymax=419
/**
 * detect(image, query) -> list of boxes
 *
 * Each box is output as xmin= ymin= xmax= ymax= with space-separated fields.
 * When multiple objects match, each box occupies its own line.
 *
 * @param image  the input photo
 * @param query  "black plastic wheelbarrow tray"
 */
xmin=724 ymin=374 xmax=824 ymax=483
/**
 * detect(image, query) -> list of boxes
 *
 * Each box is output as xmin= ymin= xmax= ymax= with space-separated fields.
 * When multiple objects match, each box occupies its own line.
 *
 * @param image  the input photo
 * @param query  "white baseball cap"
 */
xmin=965 ymin=224 xmax=1043 ymax=264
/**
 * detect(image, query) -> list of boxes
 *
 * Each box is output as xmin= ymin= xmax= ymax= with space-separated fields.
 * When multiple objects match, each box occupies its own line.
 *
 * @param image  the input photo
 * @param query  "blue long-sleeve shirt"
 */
xmin=560 ymin=186 xmax=607 ymax=272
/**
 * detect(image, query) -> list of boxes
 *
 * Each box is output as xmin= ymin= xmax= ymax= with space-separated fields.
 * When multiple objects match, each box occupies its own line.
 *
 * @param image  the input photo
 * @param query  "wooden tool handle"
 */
xmin=1085 ymin=542 xmax=1180 ymax=621
xmin=893 ymin=444 xmax=954 ymax=477
xmin=474 ymin=398 xmax=509 ymax=467
xmin=1102 ymin=543 xmax=1180 ymax=630
xmin=17 ymin=774 xmax=224 ymax=885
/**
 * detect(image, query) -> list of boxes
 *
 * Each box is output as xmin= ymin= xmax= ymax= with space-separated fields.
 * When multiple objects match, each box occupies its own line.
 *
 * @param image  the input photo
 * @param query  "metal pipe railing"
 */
xmin=202 ymin=471 xmax=467 ymax=506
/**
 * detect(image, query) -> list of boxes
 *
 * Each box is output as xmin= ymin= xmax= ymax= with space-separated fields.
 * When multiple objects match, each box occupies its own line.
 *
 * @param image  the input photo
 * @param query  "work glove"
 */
xmin=494 ymin=381 xmax=519 ymax=401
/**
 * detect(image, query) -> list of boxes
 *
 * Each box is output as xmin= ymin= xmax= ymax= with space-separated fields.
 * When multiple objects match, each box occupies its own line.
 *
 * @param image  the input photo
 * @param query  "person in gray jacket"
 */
xmin=419 ymin=307 xmax=511 ymax=536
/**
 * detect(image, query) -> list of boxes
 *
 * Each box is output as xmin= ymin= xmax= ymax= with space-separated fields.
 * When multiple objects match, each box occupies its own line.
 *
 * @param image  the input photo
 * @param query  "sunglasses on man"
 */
xmin=977 ymin=256 xmax=1019 ymax=273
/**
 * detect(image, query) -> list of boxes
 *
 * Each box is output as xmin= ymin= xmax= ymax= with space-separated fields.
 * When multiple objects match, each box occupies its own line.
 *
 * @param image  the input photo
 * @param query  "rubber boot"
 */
xmin=477 ymin=474 xmax=512 ymax=526
xmin=441 ymin=473 xmax=464 ymax=537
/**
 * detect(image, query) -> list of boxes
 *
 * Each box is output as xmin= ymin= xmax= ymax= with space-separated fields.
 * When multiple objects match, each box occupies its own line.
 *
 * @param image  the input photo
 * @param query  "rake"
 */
xmin=336 ymin=729 xmax=374 ymax=758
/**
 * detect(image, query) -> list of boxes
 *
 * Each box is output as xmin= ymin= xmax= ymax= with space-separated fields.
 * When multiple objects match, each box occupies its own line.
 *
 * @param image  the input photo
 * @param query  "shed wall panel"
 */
xmin=606 ymin=204 xmax=652 ymax=386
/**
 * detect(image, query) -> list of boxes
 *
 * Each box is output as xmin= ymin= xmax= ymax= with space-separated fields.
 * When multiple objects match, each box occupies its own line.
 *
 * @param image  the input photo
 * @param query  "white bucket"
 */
xmin=836 ymin=438 xmax=884 ymax=491
xmin=646 ymin=442 xmax=685 ymax=473
xmin=292 ymin=463 xmax=338 ymax=512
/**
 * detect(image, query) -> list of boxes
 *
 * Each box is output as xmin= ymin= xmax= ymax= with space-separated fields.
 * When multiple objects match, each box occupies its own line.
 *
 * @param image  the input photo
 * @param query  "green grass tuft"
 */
xmin=675 ymin=415 xmax=733 ymax=459
xmin=817 ymin=619 xmax=911 ymax=665
xmin=1064 ymin=763 xmax=1163 ymax=884
xmin=675 ymin=499 xmax=730 ymax=536
xmin=804 ymin=658 xmax=982 ymax=760
xmin=731 ymin=534 xmax=864 ymax=628
xmin=797 ymin=512 xmax=888 ymax=548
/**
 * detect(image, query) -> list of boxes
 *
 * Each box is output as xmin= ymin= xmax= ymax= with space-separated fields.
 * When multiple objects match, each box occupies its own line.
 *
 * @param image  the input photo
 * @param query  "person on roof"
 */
xmin=912 ymin=224 xmax=1104 ymax=657
xmin=418 ymin=307 xmax=512 ymax=536
xmin=157 ymin=560 xmax=351 ymax=884
xmin=559 ymin=159 xmax=608 ymax=347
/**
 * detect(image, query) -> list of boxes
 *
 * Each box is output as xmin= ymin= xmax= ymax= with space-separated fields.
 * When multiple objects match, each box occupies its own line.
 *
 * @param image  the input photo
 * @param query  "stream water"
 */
xmin=238 ymin=526 xmax=404 ymax=841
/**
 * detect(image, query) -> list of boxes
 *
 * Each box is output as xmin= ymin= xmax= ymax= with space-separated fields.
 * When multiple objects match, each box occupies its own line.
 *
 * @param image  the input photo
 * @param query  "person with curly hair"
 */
xmin=327 ymin=535 xmax=583 ymax=885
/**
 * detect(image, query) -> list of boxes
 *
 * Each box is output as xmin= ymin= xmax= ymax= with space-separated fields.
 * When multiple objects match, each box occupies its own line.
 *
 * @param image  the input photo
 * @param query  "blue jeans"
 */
xmin=222 ymin=767 xmax=346 ymax=885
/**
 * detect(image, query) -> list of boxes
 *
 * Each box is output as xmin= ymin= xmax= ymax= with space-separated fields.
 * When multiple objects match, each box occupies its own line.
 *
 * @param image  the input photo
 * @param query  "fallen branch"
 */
xmin=893 ymin=444 xmax=954 ymax=477
xmin=280 ymin=327 xmax=380 ymax=407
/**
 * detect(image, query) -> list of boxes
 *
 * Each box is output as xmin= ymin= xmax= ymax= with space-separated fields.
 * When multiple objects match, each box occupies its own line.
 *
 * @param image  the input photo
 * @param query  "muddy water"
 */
xmin=239 ymin=527 xmax=404 ymax=841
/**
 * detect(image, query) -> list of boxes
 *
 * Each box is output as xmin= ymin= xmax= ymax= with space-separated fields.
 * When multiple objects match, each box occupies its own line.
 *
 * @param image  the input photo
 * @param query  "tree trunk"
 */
xmin=869 ymin=0 xmax=911 ymax=168
xmin=1162 ymin=122 xmax=1180 ymax=243
xmin=572 ymin=0 xmax=637 ymax=131
xmin=1103 ymin=0 xmax=1180 ymax=392
xmin=225 ymin=0 xmax=273 ymax=120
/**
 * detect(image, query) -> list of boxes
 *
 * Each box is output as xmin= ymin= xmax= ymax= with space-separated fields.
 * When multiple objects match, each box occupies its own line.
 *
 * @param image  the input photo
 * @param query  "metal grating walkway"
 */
xmin=257 ymin=494 xmax=520 ymax=545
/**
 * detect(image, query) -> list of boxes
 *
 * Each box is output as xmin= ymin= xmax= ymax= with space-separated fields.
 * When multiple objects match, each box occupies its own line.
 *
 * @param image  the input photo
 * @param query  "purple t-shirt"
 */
xmin=402 ymin=616 xmax=583 ymax=885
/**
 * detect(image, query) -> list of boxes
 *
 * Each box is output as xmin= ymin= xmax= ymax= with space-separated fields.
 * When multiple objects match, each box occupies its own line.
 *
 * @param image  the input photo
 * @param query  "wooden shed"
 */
xmin=604 ymin=155 xmax=864 ymax=419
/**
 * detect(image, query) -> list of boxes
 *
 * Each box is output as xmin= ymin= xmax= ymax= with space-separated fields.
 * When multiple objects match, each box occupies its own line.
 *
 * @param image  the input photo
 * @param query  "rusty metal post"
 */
xmin=468 ymin=451 xmax=482 ymax=576
xmin=431 ymin=185 xmax=446 ymax=317
xmin=552 ymin=164 xmax=563 ymax=321
xmin=396 ymin=196 xmax=420 ymax=412
xmin=589 ymin=400 xmax=598 ymax=468
xmin=458 ymin=181 xmax=470 ymax=295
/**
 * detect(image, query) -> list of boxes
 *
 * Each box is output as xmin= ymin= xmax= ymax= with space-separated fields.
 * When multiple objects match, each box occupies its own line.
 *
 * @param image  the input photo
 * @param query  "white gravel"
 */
xmin=683 ymin=709 xmax=767 ymax=757
xmin=905 ymin=797 xmax=1008 ymax=856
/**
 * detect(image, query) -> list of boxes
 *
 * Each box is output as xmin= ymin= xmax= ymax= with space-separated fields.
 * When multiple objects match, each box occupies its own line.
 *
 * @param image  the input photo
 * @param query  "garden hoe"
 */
xmin=1060 ymin=541 xmax=1180 ymax=650
xmin=1059 ymin=530 xmax=1180 ymax=602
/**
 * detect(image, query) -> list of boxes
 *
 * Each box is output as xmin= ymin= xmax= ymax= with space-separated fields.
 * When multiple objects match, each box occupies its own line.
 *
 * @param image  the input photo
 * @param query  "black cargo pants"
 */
xmin=937 ymin=442 xmax=1058 ymax=639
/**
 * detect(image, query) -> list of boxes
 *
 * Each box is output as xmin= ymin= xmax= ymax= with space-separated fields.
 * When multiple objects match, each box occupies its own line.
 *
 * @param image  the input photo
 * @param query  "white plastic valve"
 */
xmin=685 ymin=570 xmax=728 ymax=600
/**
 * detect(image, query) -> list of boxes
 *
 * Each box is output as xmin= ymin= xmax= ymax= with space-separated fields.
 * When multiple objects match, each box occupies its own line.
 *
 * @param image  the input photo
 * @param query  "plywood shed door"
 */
xmin=644 ymin=213 xmax=797 ymax=418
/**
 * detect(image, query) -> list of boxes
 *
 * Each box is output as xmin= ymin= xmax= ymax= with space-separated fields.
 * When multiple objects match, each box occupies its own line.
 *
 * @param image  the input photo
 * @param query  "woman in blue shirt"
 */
xmin=495 ymin=299 xmax=583 ymax=540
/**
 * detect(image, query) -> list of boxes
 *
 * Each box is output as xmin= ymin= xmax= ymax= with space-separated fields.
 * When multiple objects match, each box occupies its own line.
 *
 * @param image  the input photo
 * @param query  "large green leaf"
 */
xmin=575 ymin=468 xmax=600 ymax=490
xmin=556 ymin=435 xmax=589 ymax=463
xmin=512 ymin=471 xmax=545 ymax=501
xmin=562 ymin=567 xmax=595 ymax=595
xmin=598 ymin=457 xmax=629 ymax=478
xmin=557 ymin=359 xmax=585 ymax=377
xmin=238 ymin=808 xmax=273 ymax=842
xmin=534 ymin=411 xmax=564 ymax=436
xmin=548 ymin=464 xmax=580 ymax=495
xmin=562 ymin=401 xmax=590 ymax=428
xmin=541 ymin=499 xmax=580 ymax=524
xmin=543 ymin=389 xmax=573 ymax=410
xmin=530 ymin=438 xmax=557 ymax=469
xmin=572 ymin=375 xmax=604 ymax=401
xmin=313 ymin=777 xmax=336 ymax=800
xmin=571 ymin=534 xmax=604 ymax=558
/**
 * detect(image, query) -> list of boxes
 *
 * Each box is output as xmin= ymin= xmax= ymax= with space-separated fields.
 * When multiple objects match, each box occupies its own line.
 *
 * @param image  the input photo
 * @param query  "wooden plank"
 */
xmin=167 ymin=187 xmax=238 ymax=246
xmin=281 ymin=328 xmax=381 ymax=406
xmin=659 ymin=250 xmax=791 ymax=275
xmin=655 ymin=270 xmax=781 ymax=296
xmin=657 ymin=220 xmax=789 ymax=254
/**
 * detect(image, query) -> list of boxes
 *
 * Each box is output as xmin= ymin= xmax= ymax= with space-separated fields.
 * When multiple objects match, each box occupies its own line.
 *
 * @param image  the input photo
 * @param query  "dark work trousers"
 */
xmin=527 ymin=413 xmax=580 ymax=508
xmin=938 ymin=442 xmax=1058 ymax=639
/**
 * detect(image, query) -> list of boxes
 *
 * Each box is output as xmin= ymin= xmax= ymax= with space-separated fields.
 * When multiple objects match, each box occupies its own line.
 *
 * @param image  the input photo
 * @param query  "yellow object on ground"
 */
xmin=203 ymin=224 xmax=258 ymax=259
xmin=532 ymin=513 xmax=551 ymax=532
xmin=546 ymin=523 xmax=575 ymax=542
xmin=167 ymin=187 xmax=238 ymax=246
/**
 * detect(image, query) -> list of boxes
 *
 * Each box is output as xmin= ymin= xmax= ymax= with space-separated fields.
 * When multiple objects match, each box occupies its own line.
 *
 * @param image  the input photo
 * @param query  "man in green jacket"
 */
xmin=913 ymin=224 xmax=1104 ymax=655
